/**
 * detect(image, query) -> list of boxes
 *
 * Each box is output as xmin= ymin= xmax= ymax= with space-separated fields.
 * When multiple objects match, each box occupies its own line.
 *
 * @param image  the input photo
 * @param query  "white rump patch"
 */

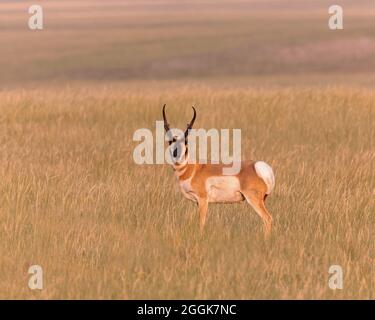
xmin=254 ymin=161 xmax=275 ymax=194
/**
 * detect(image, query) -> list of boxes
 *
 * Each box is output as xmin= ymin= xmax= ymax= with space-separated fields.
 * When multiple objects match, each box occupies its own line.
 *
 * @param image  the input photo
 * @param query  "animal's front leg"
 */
xmin=197 ymin=198 xmax=208 ymax=232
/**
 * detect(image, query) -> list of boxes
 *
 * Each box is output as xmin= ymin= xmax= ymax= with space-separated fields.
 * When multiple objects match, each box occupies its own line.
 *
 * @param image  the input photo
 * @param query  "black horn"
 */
xmin=162 ymin=104 xmax=170 ymax=133
xmin=184 ymin=106 xmax=196 ymax=140
xmin=162 ymin=104 xmax=173 ymax=145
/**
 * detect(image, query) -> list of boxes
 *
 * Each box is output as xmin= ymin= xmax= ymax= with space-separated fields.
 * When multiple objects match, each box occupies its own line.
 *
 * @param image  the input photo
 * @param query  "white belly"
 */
xmin=205 ymin=176 xmax=244 ymax=203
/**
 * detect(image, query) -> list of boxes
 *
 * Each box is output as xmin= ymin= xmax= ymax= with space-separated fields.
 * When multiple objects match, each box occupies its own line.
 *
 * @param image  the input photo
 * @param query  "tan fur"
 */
xmin=173 ymin=160 xmax=273 ymax=236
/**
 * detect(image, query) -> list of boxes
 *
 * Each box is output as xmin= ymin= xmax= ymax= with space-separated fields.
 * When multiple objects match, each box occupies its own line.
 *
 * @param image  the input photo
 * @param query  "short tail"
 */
xmin=254 ymin=161 xmax=275 ymax=195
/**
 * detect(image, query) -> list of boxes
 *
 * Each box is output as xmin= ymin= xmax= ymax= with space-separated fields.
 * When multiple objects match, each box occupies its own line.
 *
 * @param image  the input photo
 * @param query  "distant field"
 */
xmin=1 ymin=0 xmax=375 ymax=86
xmin=0 ymin=1 xmax=374 ymax=299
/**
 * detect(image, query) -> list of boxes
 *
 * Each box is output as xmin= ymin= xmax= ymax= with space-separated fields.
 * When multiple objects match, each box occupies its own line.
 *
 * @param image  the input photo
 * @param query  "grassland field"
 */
xmin=0 ymin=0 xmax=374 ymax=299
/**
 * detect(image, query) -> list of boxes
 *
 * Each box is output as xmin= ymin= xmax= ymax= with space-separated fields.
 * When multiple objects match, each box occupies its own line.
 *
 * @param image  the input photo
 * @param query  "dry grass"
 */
xmin=0 ymin=84 xmax=373 ymax=299
xmin=0 ymin=0 xmax=374 ymax=299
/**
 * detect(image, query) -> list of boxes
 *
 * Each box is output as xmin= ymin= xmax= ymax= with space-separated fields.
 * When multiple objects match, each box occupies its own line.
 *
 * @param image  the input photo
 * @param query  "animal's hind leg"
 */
xmin=242 ymin=190 xmax=273 ymax=237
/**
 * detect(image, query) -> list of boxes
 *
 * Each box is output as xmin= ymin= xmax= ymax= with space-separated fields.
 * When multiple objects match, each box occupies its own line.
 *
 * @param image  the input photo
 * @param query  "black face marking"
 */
xmin=173 ymin=147 xmax=178 ymax=158
xmin=170 ymin=139 xmax=185 ymax=163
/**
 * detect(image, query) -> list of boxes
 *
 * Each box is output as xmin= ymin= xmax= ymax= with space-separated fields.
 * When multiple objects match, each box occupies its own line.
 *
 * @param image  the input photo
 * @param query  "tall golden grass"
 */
xmin=0 ymin=84 xmax=373 ymax=299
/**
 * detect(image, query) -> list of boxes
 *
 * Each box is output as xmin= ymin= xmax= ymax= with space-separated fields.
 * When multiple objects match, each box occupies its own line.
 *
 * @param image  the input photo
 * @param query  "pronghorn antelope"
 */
xmin=162 ymin=105 xmax=275 ymax=236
